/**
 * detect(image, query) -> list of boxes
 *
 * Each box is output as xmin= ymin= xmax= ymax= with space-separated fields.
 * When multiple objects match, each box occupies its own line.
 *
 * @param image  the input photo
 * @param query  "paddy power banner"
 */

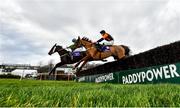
xmin=77 ymin=62 xmax=180 ymax=84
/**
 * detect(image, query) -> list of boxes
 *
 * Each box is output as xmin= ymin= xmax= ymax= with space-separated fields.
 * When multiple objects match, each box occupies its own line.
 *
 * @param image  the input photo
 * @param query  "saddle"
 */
xmin=95 ymin=43 xmax=110 ymax=52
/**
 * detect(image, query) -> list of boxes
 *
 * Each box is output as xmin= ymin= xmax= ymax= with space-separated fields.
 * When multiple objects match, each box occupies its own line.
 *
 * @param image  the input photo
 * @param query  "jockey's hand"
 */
xmin=93 ymin=42 xmax=98 ymax=44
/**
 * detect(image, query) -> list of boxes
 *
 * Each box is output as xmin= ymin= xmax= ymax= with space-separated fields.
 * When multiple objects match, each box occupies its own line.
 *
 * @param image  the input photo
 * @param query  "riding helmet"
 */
xmin=100 ymin=30 xmax=106 ymax=34
xmin=72 ymin=38 xmax=77 ymax=42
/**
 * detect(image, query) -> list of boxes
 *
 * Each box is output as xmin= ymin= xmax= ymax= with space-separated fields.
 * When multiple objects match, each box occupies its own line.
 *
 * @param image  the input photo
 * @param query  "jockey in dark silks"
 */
xmin=67 ymin=38 xmax=78 ymax=52
xmin=67 ymin=38 xmax=85 ymax=59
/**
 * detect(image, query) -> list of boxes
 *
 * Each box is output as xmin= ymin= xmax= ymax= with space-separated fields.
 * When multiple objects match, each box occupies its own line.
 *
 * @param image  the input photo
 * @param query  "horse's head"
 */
xmin=74 ymin=36 xmax=82 ymax=48
xmin=48 ymin=43 xmax=63 ymax=55
xmin=75 ymin=36 xmax=92 ymax=49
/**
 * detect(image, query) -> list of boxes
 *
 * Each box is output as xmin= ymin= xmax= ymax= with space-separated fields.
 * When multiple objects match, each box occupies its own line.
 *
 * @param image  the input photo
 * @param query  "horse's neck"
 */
xmin=58 ymin=49 xmax=69 ymax=56
xmin=81 ymin=40 xmax=92 ymax=49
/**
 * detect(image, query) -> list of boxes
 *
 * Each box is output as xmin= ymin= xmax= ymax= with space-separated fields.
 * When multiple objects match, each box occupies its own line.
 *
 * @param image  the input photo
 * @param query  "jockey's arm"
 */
xmin=67 ymin=44 xmax=76 ymax=51
xmin=97 ymin=33 xmax=109 ymax=43
xmin=97 ymin=38 xmax=104 ymax=43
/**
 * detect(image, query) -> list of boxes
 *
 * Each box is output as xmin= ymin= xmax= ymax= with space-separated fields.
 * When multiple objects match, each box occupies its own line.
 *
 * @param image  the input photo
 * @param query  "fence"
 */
xmin=76 ymin=41 xmax=180 ymax=84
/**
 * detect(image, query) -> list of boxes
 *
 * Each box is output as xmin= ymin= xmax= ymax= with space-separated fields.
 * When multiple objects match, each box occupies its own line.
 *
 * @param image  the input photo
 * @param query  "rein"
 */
xmin=60 ymin=53 xmax=69 ymax=57
xmin=78 ymin=39 xmax=93 ymax=49
xmin=57 ymin=48 xmax=65 ymax=52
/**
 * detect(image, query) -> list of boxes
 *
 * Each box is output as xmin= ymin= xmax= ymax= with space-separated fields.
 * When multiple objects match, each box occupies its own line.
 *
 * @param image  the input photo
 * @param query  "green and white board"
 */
xmin=77 ymin=62 xmax=180 ymax=84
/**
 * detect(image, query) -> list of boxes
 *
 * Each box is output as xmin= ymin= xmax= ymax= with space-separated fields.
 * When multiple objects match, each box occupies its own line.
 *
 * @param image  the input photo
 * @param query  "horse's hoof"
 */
xmin=72 ymin=67 xmax=76 ymax=70
xmin=76 ymin=68 xmax=81 ymax=72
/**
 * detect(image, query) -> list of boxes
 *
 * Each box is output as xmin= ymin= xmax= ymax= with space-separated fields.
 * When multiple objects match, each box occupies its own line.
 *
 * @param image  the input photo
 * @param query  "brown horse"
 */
xmin=73 ymin=36 xmax=131 ymax=72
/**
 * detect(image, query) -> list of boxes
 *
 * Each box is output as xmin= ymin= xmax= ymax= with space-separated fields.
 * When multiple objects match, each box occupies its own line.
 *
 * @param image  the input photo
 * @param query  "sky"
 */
xmin=0 ymin=0 xmax=180 ymax=66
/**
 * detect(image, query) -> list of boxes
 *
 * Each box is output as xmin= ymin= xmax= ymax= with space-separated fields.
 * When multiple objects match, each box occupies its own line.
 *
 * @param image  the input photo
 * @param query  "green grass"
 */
xmin=0 ymin=79 xmax=179 ymax=107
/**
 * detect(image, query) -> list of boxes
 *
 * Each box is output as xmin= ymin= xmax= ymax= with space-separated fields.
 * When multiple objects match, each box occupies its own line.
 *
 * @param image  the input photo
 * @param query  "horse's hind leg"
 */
xmin=113 ymin=56 xmax=118 ymax=60
xmin=117 ymin=47 xmax=126 ymax=60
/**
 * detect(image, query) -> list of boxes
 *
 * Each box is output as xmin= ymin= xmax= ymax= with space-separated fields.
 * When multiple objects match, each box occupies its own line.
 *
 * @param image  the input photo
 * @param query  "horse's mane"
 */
xmin=82 ymin=37 xmax=92 ymax=43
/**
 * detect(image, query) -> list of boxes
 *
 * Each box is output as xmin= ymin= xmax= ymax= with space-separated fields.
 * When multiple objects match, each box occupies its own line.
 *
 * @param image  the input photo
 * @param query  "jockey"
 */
xmin=67 ymin=38 xmax=77 ymax=52
xmin=67 ymin=38 xmax=85 ymax=52
xmin=94 ymin=30 xmax=114 ymax=52
xmin=67 ymin=38 xmax=85 ymax=60
xmin=96 ymin=30 xmax=114 ymax=46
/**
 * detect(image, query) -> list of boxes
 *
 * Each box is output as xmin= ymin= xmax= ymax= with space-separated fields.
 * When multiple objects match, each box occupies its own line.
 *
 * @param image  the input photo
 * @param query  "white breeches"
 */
xmin=99 ymin=40 xmax=114 ymax=46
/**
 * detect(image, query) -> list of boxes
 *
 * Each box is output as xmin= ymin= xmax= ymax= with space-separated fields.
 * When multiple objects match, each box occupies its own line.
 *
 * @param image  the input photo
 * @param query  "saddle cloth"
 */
xmin=95 ymin=44 xmax=110 ymax=52
xmin=72 ymin=51 xmax=81 ymax=56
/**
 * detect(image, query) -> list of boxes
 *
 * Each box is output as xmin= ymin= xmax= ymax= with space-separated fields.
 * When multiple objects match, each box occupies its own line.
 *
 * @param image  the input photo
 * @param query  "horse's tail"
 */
xmin=121 ymin=45 xmax=131 ymax=56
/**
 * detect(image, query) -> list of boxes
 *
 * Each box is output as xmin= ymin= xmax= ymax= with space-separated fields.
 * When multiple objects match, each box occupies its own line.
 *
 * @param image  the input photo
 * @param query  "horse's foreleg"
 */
xmin=73 ymin=56 xmax=86 ymax=69
xmin=73 ymin=55 xmax=89 ymax=69
xmin=76 ymin=59 xmax=89 ymax=72
xmin=76 ymin=55 xmax=90 ymax=72
xmin=49 ymin=62 xmax=64 ymax=75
